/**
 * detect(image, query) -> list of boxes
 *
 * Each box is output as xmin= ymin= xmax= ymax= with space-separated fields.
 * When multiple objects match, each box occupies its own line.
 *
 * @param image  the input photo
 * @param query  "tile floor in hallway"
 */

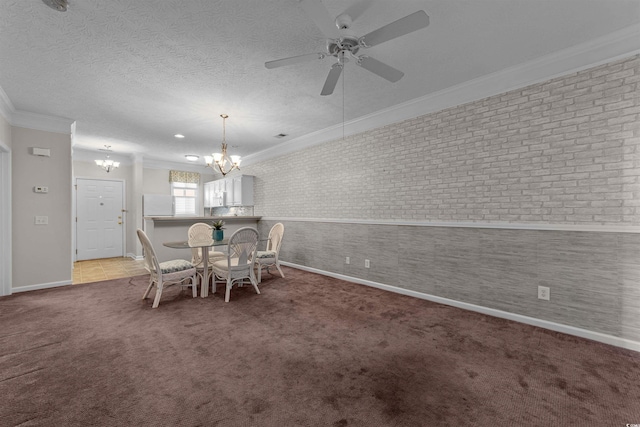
xmin=73 ymin=257 xmax=148 ymax=285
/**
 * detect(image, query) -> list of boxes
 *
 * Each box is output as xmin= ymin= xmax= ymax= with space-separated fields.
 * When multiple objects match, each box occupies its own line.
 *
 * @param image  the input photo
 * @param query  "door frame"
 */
xmin=74 ymin=176 xmax=126 ymax=262
xmin=0 ymin=141 xmax=11 ymax=296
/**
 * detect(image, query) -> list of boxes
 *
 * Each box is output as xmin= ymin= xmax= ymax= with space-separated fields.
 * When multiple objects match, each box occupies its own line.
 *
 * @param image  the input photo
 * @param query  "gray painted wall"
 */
xmin=248 ymin=55 xmax=640 ymax=342
xmin=12 ymin=127 xmax=72 ymax=289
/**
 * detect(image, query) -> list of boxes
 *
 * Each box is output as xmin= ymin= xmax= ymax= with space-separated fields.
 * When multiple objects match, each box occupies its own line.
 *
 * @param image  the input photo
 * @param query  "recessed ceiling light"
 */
xmin=174 ymin=134 xmax=185 ymax=139
xmin=185 ymin=155 xmax=199 ymax=162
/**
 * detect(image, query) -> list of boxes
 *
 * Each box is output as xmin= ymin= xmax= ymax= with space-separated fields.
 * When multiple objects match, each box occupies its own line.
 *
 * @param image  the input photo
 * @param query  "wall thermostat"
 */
xmin=30 ymin=147 xmax=51 ymax=157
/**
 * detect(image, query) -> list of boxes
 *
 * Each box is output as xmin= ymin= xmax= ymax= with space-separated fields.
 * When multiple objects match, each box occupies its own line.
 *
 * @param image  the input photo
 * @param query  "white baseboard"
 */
xmin=281 ymin=261 xmax=640 ymax=353
xmin=12 ymin=280 xmax=73 ymax=294
xmin=127 ymin=253 xmax=143 ymax=261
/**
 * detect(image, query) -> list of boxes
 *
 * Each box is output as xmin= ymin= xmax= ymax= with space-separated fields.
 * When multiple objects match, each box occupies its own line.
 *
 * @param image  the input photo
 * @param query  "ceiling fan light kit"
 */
xmin=265 ymin=0 xmax=429 ymax=95
xmin=205 ymin=114 xmax=241 ymax=177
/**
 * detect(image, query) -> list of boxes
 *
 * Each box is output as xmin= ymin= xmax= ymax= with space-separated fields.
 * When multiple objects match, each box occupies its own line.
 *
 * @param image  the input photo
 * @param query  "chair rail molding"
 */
xmin=259 ymin=217 xmax=640 ymax=234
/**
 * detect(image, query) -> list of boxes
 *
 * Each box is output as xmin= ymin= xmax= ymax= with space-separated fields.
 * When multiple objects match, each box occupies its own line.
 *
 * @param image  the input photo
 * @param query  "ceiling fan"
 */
xmin=265 ymin=0 xmax=429 ymax=96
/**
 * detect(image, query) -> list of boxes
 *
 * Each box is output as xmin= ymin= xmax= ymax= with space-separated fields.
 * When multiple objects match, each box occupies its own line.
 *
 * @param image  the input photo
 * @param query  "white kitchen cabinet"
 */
xmin=204 ymin=175 xmax=253 ymax=207
xmin=203 ymin=181 xmax=214 ymax=208
xmin=204 ymin=179 xmax=225 ymax=207
xmin=215 ymin=178 xmax=226 ymax=194
xmin=212 ymin=180 xmax=221 ymax=206
xmin=214 ymin=182 xmax=222 ymax=207
xmin=230 ymin=175 xmax=254 ymax=206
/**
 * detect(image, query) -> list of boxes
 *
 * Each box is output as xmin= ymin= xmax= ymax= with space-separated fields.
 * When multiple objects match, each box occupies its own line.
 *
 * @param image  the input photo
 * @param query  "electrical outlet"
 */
xmin=34 ymin=186 xmax=49 ymax=193
xmin=538 ymin=286 xmax=550 ymax=301
xmin=345 ymin=257 xmax=350 ymax=264
xmin=365 ymin=259 xmax=370 ymax=268
xmin=34 ymin=216 xmax=48 ymax=225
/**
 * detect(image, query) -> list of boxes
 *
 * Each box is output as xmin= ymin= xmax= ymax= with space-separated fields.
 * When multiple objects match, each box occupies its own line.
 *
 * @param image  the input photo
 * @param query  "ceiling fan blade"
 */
xmin=356 ymin=56 xmax=404 ymax=82
xmin=298 ymin=0 xmax=341 ymax=39
xmin=265 ymin=52 xmax=325 ymax=69
xmin=359 ymin=10 xmax=429 ymax=47
xmin=321 ymin=63 xmax=343 ymax=96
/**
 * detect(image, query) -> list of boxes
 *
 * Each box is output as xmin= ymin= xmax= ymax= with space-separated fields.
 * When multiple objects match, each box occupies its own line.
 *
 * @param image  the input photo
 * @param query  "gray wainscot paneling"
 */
xmin=263 ymin=219 xmax=640 ymax=343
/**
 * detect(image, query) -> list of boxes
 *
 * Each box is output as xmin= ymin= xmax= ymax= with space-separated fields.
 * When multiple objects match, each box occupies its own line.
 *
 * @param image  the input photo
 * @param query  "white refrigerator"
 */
xmin=143 ymin=194 xmax=173 ymax=216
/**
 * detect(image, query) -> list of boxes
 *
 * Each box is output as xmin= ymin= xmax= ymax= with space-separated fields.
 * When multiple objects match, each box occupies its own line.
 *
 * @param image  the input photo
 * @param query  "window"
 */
xmin=171 ymin=182 xmax=198 ymax=215
xmin=169 ymin=170 xmax=201 ymax=216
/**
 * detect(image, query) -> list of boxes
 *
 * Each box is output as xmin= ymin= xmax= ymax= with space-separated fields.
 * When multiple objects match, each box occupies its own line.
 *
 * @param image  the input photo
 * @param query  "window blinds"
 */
xmin=169 ymin=171 xmax=200 ymax=215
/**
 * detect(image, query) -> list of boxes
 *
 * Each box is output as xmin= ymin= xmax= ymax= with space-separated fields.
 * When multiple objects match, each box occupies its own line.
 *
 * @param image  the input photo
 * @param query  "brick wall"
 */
xmin=245 ymin=55 xmax=640 ymax=345
xmin=244 ymin=55 xmax=640 ymax=225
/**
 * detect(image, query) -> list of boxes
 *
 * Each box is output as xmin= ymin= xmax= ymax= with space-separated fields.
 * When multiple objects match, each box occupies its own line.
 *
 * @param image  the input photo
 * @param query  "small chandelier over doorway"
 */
xmin=95 ymin=145 xmax=120 ymax=173
xmin=204 ymin=114 xmax=241 ymax=176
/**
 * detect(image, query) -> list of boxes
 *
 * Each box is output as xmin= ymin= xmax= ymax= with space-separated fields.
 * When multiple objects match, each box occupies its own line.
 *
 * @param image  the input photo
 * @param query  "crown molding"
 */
xmin=2 ymin=23 xmax=639 ymax=157
xmin=0 ymin=85 xmax=74 ymax=134
xmin=243 ymin=23 xmax=640 ymax=167
xmin=73 ymin=147 xmax=219 ymax=174
xmin=136 ymin=157 xmax=217 ymax=175
xmin=72 ymin=147 xmax=133 ymax=166
xmin=10 ymin=110 xmax=74 ymax=134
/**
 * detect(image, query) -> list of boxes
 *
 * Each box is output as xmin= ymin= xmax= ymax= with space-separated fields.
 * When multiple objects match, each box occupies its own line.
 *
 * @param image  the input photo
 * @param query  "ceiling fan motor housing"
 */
xmin=327 ymin=37 xmax=360 ymax=57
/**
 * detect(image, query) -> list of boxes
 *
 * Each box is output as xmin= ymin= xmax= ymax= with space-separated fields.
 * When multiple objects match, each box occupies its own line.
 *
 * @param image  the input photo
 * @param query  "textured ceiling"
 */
xmin=1 ymin=0 xmax=639 ymax=167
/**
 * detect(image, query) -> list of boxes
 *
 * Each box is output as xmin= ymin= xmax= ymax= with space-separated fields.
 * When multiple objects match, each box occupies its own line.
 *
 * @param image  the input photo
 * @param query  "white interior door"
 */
xmin=76 ymin=178 xmax=124 ymax=261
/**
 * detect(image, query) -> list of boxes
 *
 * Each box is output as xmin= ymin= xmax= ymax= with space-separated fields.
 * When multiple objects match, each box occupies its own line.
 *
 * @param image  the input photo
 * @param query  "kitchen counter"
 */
xmin=142 ymin=216 xmax=261 ymax=262
xmin=144 ymin=216 xmax=262 ymax=221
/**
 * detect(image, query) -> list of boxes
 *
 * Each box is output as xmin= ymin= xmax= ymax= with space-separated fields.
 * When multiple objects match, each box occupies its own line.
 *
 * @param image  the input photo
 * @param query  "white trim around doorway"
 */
xmin=0 ymin=141 xmax=11 ymax=296
xmin=73 ymin=176 xmax=127 ymax=262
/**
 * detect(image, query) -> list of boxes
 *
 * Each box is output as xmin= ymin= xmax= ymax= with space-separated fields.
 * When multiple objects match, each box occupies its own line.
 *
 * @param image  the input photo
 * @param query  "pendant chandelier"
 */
xmin=95 ymin=145 xmax=120 ymax=173
xmin=204 ymin=114 xmax=241 ymax=176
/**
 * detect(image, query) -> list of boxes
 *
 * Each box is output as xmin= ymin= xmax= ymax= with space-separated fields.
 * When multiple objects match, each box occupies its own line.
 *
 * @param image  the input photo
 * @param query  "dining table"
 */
xmin=163 ymin=239 xmax=229 ymax=298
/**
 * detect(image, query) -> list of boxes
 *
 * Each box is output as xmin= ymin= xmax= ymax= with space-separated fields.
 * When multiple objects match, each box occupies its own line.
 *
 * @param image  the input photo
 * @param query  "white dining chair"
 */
xmin=188 ymin=222 xmax=226 ymax=265
xmin=137 ymin=229 xmax=197 ymax=308
xmin=255 ymin=222 xmax=285 ymax=283
xmin=211 ymin=227 xmax=260 ymax=302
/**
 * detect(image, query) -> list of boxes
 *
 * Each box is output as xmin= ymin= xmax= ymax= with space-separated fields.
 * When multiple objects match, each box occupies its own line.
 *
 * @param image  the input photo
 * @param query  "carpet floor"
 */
xmin=1 ymin=267 xmax=639 ymax=426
